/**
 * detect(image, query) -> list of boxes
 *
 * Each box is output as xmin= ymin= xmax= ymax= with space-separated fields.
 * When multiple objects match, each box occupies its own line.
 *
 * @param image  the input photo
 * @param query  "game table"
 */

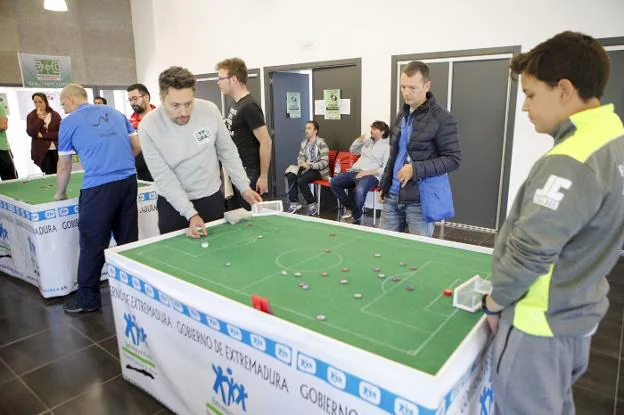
xmin=106 ymin=214 xmax=495 ymax=415
xmin=0 ymin=172 xmax=159 ymax=297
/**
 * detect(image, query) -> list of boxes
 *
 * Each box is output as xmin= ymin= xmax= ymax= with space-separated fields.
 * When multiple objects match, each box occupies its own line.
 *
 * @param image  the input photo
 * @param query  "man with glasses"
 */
xmin=127 ymin=83 xmax=155 ymax=181
xmin=216 ymin=58 xmax=271 ymax=210
xmin=138 ymin=66 xmax=263 ymax=237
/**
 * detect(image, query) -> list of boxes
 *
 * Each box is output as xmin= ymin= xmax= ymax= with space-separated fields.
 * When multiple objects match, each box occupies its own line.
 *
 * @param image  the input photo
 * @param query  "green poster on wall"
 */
xmin=323 ymin=89 xmax=340 ymax=120
xmin=18 ymin=53 xmax=72 ymax=88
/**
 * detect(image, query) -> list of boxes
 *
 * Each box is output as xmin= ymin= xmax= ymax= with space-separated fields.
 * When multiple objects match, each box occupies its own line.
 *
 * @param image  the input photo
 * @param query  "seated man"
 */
xmin=330 ymin=121 xmax=390 ymax=224
xmin=285 ymin=120 xmax=329 ymax=216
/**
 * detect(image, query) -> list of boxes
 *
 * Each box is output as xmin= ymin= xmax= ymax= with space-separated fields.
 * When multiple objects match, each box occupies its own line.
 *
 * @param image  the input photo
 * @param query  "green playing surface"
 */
xmin=120 ymin=215 xmax=491 ymax=375
xmin=0 ymin=173 xmax=149 ymax=205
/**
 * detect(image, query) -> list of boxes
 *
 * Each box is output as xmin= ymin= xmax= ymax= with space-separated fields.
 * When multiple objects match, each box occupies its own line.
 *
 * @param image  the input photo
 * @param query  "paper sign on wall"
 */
xmin=323 ymin=89 xmax=341 ymax=120
xmin=339 ymin=99 xmax=351 ymax=115
xmin=314 ymin=100 xmax=326 ymax=116
xmin=286 ymin=92 xmax=301 ymax=119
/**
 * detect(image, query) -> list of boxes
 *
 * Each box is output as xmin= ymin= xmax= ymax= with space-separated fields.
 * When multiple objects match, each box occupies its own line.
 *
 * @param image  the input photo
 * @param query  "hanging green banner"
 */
xmin=18 ymin=53 xmax=72 ymax=88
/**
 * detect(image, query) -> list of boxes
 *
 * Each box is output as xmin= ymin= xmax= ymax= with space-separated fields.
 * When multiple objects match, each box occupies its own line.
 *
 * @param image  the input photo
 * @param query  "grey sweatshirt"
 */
xmin=349 ymin=137 xmax=390 ymax=181
xmin=492 ymin=104 xmax=624 ymax=337
xmin=138 ymin=99 xmax=250 ymax=220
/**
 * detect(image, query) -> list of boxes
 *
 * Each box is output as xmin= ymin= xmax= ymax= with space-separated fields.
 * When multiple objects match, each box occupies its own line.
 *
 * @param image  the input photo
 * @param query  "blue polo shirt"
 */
xmin=58 ymin=103 xmax=136 ymax=189
xmin=390 ymin=111 xmax=415 ymax=194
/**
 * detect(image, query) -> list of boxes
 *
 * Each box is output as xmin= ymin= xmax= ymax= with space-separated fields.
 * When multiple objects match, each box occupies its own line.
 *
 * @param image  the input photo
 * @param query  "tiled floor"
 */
xmin=0 ymin=209 xmax=622 ymax=414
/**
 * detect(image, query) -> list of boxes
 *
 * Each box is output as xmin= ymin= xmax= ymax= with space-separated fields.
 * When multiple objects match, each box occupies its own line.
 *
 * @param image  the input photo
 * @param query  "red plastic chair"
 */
xmin=312 ymin=151 xmax=359 ymax=216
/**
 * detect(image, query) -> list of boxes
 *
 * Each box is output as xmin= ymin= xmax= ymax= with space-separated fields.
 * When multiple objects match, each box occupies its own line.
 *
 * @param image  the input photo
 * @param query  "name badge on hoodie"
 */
xmin=193 ymin=127 xmax=212 ymax=146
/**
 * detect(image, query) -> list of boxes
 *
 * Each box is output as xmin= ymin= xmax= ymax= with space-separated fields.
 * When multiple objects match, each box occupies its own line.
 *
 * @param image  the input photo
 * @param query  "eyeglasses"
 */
xmin=128 ymin=94 xmax=145 ymax=103
xmin=216 ymin=76 xmax=232 ymax=82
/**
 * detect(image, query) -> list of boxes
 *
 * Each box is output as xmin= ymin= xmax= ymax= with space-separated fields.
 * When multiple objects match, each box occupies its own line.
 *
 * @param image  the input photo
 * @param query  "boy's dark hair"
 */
xmin=306 ymin=120 xmax=320 ymax=133
xmin=159 ymin=67 xmax=196 ymax=96
xmin=93 ymin=96 xmax=107 ymax=105
xmin=371 ymin=121 xmax=390 ymax=138
xmin=509 ymin=31 xmax=610 ymax=101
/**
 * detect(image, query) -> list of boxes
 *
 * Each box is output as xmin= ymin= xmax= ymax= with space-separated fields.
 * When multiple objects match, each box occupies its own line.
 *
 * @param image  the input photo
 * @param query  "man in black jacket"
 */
xmin=378 ymin=61 xmax=461 ymax=236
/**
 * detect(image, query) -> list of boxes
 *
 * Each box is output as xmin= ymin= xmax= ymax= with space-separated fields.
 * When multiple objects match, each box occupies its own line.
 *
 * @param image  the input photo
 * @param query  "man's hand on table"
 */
xmin=187 ymin=214 xmax=207 ymax=239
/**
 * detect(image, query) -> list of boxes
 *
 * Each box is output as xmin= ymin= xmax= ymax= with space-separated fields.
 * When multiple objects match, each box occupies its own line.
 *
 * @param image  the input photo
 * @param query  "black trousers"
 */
xmin=0 ymin=150 xmax=17 ymax=180
xmin=286 ymin=167 xmax=321 ymax=204
xmin=228 ymin=165 xmax=259 ymax=211
xmin=77 ymin=175 xmax=138 ymax=308
xmin=157 ymin=191 xmax=225 ymax=234
xmin=40 ymin=150 xmax=58 ymax=175
xmin=135 ymin=151 xmax=153 ymax=182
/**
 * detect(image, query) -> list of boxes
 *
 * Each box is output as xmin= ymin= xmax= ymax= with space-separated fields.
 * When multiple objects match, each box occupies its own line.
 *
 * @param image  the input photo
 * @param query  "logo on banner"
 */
xmin=27 ymin=236 xmax=40 ymax=278
xmin=208 ymin=364 xmax=249 ymax=414
xmin=479 ymin=384 xmax=494 ymax=415
xmin=0 ymin=222 xmax=12 ymax=260
xmin=124 ymin=313 xmax=148 ymax=346
xmin=121 ymin=313 xmax=157 ymax=380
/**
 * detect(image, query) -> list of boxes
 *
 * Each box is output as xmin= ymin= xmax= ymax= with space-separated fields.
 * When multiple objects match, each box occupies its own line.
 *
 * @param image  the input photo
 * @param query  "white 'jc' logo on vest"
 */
xmin=533 ymin=174 xmax=572 ymax=211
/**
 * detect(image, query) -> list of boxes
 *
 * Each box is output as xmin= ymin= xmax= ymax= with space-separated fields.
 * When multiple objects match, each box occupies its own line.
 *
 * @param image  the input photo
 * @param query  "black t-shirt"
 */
xmin=225 ymin=94 xmax=265 ymax=169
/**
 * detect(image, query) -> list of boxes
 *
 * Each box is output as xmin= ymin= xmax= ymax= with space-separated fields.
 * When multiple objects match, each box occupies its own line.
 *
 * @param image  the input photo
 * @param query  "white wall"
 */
xmin=131 ymin=0 xmax=624 ymax=213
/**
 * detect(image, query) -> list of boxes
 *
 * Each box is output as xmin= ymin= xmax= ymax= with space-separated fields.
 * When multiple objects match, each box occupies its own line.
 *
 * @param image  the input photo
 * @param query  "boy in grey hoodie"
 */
xmin=482 ymin=31 xmax=624 ymax=414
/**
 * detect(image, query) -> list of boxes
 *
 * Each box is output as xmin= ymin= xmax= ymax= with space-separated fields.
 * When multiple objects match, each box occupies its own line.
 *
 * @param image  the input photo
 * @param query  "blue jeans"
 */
xmin=380 ymin=193 xmax=434 ymax=237
xmin=329 ymin=172 xmax=379 ymax=221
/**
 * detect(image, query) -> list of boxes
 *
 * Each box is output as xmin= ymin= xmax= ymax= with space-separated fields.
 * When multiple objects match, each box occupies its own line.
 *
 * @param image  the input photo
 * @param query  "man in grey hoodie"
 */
xmin=139 ymin=66 xmax=262 ymax=238
xmin=483 ymin=31 xmax=624 ymax=414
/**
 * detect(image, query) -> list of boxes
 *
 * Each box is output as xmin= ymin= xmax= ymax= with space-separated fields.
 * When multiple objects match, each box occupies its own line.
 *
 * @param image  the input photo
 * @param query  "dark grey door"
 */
xmin=195 ymin=69 xmax=261 ymax=114
xmin=398 ymin=62 xmax=450 ymax=110
xmin=224 ymin=71 xmax=262 ymax=111
xmin=195 ymin=77 xmax=223 ymax=113
xmin=449 ymin=59 xmax=511 ymax=229
xmin=270 ymin=71 xmax=311 ymax=199
xmin=604 ymin=49 xmax=624 ymax=121
xmin=312 ymin=65 xmax=361 ymax=150
xmin=392 ymin=49 xmax=518 ymax=231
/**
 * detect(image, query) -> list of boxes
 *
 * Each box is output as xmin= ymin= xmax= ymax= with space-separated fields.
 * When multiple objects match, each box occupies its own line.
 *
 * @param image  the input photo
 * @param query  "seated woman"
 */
xmin=329 ymin=121 xmax=390 ymax=224
xmin=285 ymin=120 xmax=329 ymax=215
xmin=26 ymin=92 xmax=61 ymax=174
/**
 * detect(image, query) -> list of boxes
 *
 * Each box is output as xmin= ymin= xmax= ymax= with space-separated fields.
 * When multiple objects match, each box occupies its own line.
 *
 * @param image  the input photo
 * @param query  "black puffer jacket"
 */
xmin=379 ymin=92 xmax=461 ymax=203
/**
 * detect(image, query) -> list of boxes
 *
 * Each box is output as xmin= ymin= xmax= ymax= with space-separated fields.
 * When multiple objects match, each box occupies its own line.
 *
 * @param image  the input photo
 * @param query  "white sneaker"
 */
xmin=288 ymin=203 xmax=302 ymax=213
xmin=307 ymin=203 xmax=318 ymax=216
xmin=341 ymin=209 xmax=353 ymax=221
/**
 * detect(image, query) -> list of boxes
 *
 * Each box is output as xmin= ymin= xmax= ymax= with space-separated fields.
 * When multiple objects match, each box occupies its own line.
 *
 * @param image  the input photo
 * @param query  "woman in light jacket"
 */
xmin=26 ymin=92 xmax=61 ymax=174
